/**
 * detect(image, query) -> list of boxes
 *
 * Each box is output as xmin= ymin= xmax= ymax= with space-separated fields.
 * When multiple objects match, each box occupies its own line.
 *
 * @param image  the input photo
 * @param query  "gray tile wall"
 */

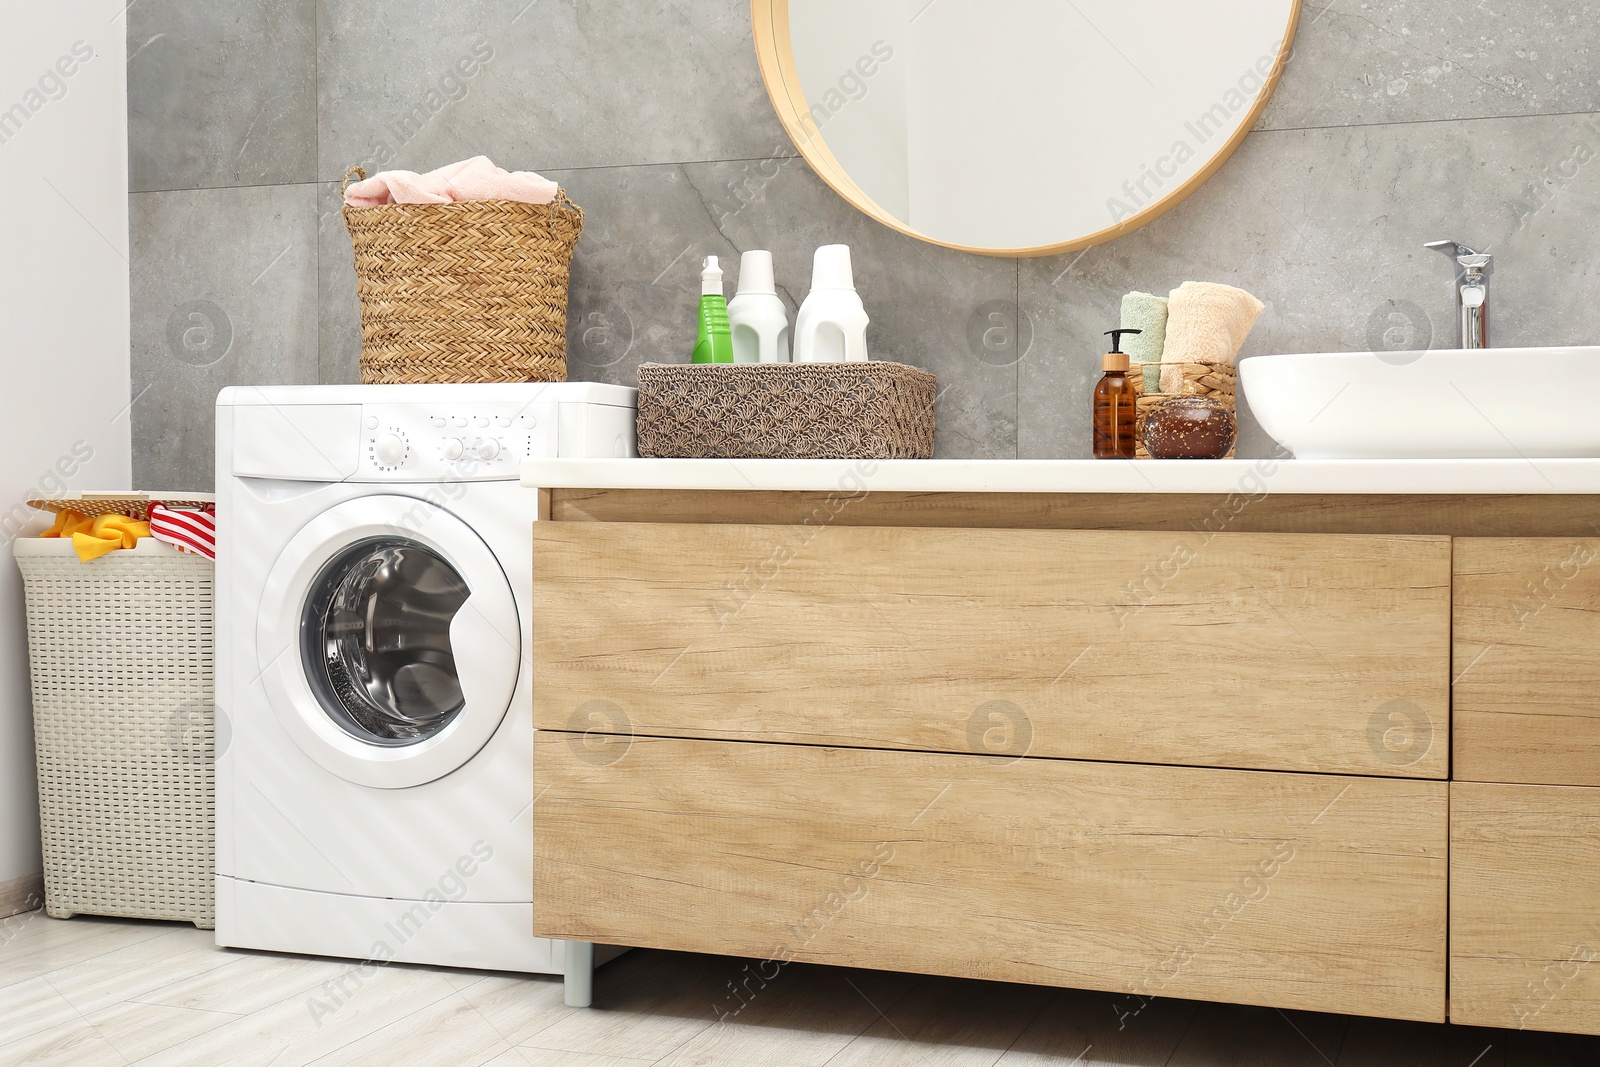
xmin=129 ymin=0 xmax=1600 ymax=488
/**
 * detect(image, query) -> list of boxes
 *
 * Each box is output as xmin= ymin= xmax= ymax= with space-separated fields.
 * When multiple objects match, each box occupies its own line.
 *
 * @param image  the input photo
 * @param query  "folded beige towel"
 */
xmin=1160 ymin=281 xmax=1263 ymax=393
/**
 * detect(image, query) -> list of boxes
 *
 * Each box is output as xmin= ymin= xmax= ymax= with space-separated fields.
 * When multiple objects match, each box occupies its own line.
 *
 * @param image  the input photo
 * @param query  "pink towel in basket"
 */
xmin=343 ymin=155 xmax=559 ymax=208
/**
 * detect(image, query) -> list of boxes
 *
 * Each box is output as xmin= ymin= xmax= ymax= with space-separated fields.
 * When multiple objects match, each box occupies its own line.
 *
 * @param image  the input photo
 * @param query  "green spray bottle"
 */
xmin=691 ymin=255 xmax=734 ymax=364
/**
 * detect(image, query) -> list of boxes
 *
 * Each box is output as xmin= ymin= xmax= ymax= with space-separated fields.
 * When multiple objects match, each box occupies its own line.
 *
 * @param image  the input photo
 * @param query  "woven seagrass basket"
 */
xmin=1132 ymin=361 xmax=1237 ymax=459
xmin=341 ymin=165 xmax=583 ymax=385
xmin=636 ymin=361 xmax=937 ymax=459
xmin=14 ymin=528 xmax=214 ymax=928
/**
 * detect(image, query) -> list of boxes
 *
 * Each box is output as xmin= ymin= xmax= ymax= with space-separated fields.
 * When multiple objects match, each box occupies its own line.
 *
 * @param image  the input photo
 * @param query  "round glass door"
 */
xmin=301 ymin=537 xmax=471 ymax=746
xmin=257 ymin=494 xmax=520 ymax=789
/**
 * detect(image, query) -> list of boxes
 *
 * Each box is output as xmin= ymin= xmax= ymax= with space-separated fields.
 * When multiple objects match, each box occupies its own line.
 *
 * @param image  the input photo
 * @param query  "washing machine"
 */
xmin=214 ymin=382 xmax=635 ymax=973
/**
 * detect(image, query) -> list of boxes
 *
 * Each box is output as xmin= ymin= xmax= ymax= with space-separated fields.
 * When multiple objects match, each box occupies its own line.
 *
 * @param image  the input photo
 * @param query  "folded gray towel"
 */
xmin=1120 ymin=291 xmax=1168 ymax=393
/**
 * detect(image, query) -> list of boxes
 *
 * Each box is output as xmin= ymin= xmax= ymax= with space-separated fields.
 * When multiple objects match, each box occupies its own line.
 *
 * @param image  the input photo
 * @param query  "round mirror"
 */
xmin=753 ymin=0 xmax=1301 ymax=257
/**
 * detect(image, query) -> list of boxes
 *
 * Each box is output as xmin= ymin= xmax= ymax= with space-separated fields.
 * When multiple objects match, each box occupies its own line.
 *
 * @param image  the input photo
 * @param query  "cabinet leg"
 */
xmin=563 ymin=940 xmax=595 ymax=1008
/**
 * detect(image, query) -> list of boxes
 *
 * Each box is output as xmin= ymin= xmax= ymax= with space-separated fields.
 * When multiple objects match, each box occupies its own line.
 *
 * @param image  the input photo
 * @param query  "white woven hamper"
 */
xmin=13 ymin=535 xmax=215 ymax=928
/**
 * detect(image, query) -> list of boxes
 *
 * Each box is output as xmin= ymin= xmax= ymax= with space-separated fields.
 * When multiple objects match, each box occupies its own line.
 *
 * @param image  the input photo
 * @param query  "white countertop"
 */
xmin=521 ymin=457 xmax=1600 ymax=495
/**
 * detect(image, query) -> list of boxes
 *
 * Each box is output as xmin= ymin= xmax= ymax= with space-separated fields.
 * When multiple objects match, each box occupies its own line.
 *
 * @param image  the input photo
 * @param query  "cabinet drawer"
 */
xmin=534 ymin=522 xmax=1450 ymax=777
xmin=1454 ymin=538 xmax=1600 ymax=786
xmin=534 ymin=735 xmax=1447 ymax=1021
xmin=1451 ymin=782 xmax=1600 ymax=1035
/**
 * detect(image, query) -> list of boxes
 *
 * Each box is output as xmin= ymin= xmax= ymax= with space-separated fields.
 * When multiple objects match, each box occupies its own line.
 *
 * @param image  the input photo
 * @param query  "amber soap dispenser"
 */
xmin=1093 ymin=328 xmax=1140 ymax=459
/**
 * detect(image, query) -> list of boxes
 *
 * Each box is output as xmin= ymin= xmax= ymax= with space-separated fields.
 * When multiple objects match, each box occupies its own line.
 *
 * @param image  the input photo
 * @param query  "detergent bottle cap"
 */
xmin=701 ymin=256 xmax=724 ymax=297
xmin=810 ymin=244 xmax=855 ymax=291
xmin=736 ymin=250 xmax=776 ymax=296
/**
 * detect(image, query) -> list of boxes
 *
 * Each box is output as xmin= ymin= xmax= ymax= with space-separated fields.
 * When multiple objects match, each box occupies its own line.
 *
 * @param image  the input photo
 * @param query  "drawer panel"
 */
xmin=534 ymin=522 xmax=1450 ymax=777
xmin=1454 ymin=538 xmax=1600 ymax=786
xmin=534 ymin=735 xmax=1448 ymax=1022
xmin=1451 ymin=782 xmax=1600 ymax=1035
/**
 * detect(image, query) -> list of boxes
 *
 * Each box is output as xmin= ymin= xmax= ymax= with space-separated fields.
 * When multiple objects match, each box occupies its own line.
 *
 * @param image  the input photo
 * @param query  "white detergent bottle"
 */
xmin=793 ymin=244 xmax=869 ymax=363
xmin=727 ymin=250 xmax=790 ymax=363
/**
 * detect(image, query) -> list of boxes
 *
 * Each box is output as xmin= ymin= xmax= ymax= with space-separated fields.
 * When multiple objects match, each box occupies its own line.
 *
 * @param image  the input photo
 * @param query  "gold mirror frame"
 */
xmin=751 ymin=0 xmax=1302 ymax=258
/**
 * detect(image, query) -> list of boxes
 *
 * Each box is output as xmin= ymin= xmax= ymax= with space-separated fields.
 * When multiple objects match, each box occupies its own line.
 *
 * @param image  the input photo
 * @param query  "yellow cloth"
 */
xmin=41 ymin=509 xmax=150 ymax=562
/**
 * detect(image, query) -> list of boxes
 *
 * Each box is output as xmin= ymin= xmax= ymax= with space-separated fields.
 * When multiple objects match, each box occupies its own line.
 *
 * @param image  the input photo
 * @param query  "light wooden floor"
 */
xmin=1 ymin=912 xmax=1596 ymax=1066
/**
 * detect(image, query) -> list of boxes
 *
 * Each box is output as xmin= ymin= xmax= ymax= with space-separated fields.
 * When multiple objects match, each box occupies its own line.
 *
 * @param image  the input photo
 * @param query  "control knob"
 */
xmin=475 ymin=438 xmax=501 ymax=461
xmin=441 ymin=438 xmax=465 ymax=461
xmin=373 ymin=432 xmax=407 ymax=467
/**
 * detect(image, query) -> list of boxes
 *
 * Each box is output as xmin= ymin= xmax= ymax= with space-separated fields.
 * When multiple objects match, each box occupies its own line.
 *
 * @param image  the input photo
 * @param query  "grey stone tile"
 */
xmin=128 ymin=1 xmax=318 ymax=191
xmin=1261 ymin=0 xmax=1600 ymax=130
xmin=1020 ymin=110 xmax=1600 ymax=460
xmin=550 ymin=157 xmax=1018 ymax=459
xmin=131 ymin=184 xmax=320 ymax=491
xmin=542 ymin=163 xmax=717 ymax=388
xmin=317 ymin=181 xmax=362 ymax=384
xmin=317 ymin=0 xmax=791 ymax=182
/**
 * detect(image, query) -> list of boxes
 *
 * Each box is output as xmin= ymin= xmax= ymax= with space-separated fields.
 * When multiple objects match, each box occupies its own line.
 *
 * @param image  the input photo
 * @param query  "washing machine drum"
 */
xmin=306 ymin=538 xmax=470 ymax=745
xmin=256 ymin=496 xmax=520 ymax=788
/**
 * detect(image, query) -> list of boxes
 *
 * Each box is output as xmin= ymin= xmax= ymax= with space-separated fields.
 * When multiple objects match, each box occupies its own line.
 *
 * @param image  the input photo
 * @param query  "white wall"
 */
xmin=0 ymin=2 xmax=131 ymax=888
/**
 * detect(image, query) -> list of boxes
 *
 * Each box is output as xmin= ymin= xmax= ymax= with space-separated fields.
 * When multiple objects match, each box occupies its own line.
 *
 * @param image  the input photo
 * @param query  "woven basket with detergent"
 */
xmin=636 ymin=361 xmax=937 ymax=459
xmin=341 ymin=165 xmax=583 ymax=385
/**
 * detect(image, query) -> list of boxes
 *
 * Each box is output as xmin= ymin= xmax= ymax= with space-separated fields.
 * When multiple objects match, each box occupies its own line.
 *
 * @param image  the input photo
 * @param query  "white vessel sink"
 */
xmin=1240 ymin=347 xmax=1600 ymax=459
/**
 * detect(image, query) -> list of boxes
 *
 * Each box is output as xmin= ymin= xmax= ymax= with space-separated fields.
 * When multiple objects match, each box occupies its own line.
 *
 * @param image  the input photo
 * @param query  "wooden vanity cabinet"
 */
xmin=532 ymin=512 xmax=1454 ymax=1023
xmin=530 ymin=498 xmax=1600 ymax=1034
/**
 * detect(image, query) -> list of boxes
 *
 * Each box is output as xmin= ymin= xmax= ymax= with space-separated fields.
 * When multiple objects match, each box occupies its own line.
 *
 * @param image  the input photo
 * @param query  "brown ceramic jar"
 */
xmin=1141 ymin=396 xmax=1236 ymax=459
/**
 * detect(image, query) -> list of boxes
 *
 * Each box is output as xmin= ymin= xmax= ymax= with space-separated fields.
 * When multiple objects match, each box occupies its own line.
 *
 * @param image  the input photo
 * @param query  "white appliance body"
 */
xmin=215 ymin=383 xmax=636 ymax=973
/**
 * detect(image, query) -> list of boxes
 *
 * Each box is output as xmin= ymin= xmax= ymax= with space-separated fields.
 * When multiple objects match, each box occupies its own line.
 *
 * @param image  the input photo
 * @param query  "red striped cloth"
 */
xmin=148 ymin=503 xmax=216 ymax=560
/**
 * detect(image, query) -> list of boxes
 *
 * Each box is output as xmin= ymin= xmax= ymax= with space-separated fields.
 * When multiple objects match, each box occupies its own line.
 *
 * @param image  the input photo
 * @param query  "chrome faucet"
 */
xmin=1424 ymin=240 xmax=1493 ymax=349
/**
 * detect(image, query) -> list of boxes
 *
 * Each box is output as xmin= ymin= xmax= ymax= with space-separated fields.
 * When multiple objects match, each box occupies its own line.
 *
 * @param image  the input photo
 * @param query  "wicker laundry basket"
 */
xmin=13 ymin=524 xmax=215 ymax=928
xmin=635 ymin=361 xmax=938 ymax=459
xmin=341 ymin=165 xmax=584 ymax=385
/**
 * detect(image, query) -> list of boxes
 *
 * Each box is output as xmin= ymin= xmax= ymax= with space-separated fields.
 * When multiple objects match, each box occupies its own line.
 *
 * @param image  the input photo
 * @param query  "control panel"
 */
xmin=358 ymin=402 xmax=562 ymax=481
xmin=225 ymin=383 xmax=637 ymax=483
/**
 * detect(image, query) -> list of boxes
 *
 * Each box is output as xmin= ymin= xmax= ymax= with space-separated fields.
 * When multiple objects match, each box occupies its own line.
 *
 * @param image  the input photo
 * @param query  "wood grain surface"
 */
xmin=534 ymin=735 xmax=1448 ymax=1022
xmin=533 ymin=521 xmax=1450 ymax=777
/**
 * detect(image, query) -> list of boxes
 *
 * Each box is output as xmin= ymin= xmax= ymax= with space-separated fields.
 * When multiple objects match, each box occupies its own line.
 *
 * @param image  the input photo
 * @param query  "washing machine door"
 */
xmin=256 ymin=495 xmax=519 ymax=788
